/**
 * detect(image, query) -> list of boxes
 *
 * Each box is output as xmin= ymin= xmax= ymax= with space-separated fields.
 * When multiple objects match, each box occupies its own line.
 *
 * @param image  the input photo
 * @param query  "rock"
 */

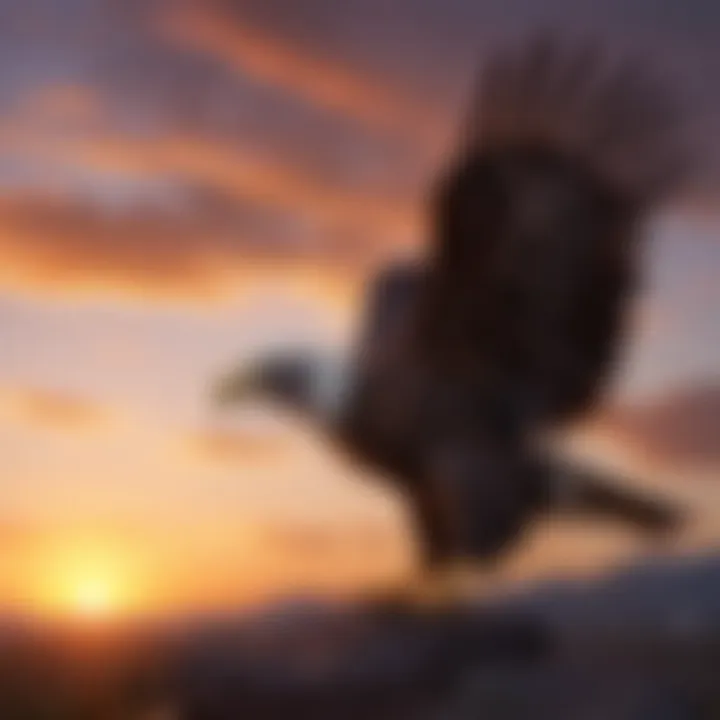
xmin=164 ymin=552 xmax=720 ymax=719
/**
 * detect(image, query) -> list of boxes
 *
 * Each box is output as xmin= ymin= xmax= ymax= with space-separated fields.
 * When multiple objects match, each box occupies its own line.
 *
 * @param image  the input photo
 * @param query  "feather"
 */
xmin=464 ymin=34 xmax=689 ymax=205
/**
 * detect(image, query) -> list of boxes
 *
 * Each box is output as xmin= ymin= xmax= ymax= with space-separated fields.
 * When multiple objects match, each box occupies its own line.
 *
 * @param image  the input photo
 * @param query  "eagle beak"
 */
xmin=212 ymin=365 xmax=262 ymax=406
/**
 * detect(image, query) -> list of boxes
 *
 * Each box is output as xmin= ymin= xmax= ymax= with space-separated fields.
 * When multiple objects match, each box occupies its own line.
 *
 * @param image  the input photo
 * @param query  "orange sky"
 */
xmin=0 ymin=0 xmax=718 ymax=617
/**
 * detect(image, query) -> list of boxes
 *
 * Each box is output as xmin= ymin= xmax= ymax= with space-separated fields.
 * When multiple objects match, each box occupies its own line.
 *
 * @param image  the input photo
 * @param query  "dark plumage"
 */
xmin=217 ymin=36 xmax=687 ymax=573
xmin=334 ymin=36 xmax=687 ymax=568
xmin=334 ymin=263 xmax=679 ymax=569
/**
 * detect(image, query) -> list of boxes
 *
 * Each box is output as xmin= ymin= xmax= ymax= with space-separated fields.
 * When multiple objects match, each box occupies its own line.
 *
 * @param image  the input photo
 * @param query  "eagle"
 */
xmin=214 ymin=36 xmax=687 ymax=582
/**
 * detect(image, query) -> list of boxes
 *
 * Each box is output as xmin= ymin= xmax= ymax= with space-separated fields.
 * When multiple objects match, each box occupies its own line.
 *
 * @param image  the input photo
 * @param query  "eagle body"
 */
xmin=217 ymin=36 xmax=687 ymax=573
xmin=333 ymin=37 xmax=688 ymax=568
xmin=335 ymin=263 xmax=547 ymax=567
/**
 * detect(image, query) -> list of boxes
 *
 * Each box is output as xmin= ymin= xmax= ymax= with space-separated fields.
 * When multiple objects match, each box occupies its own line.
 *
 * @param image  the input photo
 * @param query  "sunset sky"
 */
xmin=0 ymin=0 xmax=718 ymax=617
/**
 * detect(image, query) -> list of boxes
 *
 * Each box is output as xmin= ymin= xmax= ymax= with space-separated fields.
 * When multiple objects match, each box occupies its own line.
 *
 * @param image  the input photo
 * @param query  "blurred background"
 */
xmin=0 ymin=0 xmax=718 ymax=627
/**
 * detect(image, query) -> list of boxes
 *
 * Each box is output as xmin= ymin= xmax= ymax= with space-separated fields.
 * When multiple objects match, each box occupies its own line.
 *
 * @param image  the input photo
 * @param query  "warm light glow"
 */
xmin=56 ymin=560 xmax=129 ymax=621
xmin=66 ymin=572 xmax=119 ymax=619
xmin=35 ymin=541 xmax=142 ymax=620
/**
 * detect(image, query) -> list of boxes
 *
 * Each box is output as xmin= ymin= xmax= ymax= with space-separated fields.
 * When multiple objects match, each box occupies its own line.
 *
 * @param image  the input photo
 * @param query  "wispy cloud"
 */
xmin=158 ymin=4 xmax=441 ymax=143
xmin=263 ymin=521 xmax=401 ymax=558
xmin=0 ymin=80 xmax=420 ymax=303
xmin=567 ymin=380 xmax=720 ymax=486
xmin=0 ymin=192 xmax=369 ymax=304
xmin=188 ymin=428 xmax=289 ymax=464
xmin=13 ymin=83 xmax=104 ymax=129
xmin=0 ymin=385 xmax=113 ymax=433
xmin=64 ymin=131 xmax=418 ymax=242
xmin=602 ymin=381 xmax=720 ymax=471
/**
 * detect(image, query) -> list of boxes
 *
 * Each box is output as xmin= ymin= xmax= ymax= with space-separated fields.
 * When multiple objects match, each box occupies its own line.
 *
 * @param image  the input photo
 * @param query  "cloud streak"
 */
xmin=0 ymin=82 xmax=421 ymax=303
xmin=603 ymin=382 xmax=720 ymax=470
xmin=0 ymin=192 xmax=370 ymax=304
xmin=0 ymin=386 xmax=112 ymax=433
xmin=189 ymin=428 xmax=289 ymax=464
xmin=64 ymin=131 xmax=419 ymax=243
xmin=158 ymin=4 xmax=441 ymax=143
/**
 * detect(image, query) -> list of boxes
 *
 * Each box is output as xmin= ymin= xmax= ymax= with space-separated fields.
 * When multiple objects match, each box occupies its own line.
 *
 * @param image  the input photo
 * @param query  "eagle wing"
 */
xmin=418 ymin=35 xmax=689 ymax=424
xmin=335 ymin=262 xmax=425 ymax=476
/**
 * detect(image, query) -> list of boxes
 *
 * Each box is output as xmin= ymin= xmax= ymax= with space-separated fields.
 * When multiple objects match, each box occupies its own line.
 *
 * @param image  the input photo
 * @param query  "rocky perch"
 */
xmin=163 ymin=552 xmax=720 ymax=720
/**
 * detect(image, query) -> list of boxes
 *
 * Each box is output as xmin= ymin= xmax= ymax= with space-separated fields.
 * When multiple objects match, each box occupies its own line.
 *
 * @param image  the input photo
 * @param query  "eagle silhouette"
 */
xmin=216 ymin=36 xmax=687 ymax=575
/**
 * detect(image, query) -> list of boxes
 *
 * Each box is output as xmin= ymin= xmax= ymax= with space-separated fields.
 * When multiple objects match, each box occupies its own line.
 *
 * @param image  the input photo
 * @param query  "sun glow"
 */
xmin=63 ymin=570 xmax=120 ymax=619
xmin=36 ymin=542 xmax=143 ymax=621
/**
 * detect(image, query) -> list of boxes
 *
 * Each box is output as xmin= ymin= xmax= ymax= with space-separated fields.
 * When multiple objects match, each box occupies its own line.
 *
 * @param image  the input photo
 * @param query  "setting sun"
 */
xmin=64 ymin=572 xmax=120 ymax=619
xmin=56 ymin=559 xmax=131 ymax=621
xmin=32 ymin=540 xmax=145 ymax=621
